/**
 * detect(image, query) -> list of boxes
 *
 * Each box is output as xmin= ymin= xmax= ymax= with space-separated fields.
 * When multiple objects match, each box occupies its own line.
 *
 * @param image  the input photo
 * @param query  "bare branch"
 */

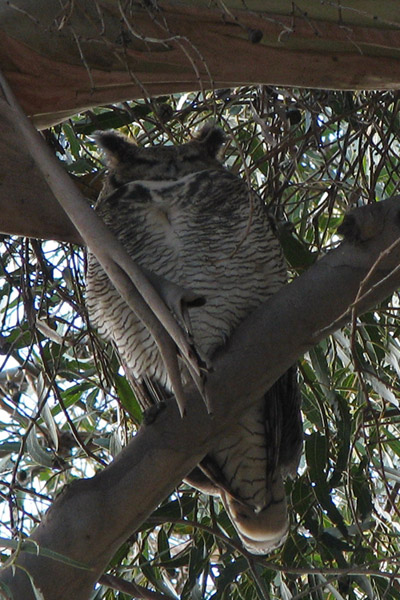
xmin=98 ymin=574 xmax=170 ymax=600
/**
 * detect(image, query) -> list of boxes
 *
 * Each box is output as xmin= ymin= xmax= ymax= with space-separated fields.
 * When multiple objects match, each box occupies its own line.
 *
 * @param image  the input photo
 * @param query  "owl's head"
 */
xmin=95 ymin=125 xmax=226 ymax=188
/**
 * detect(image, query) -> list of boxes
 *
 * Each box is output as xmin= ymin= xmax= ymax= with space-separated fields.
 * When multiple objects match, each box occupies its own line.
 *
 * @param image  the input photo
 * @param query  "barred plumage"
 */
xmin=86 ymin=126 xmax=303 ymax=554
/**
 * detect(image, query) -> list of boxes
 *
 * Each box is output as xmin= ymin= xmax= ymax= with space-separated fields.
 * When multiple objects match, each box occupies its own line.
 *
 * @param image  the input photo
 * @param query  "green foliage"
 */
xmin=1 ymin=88 xmax=400 ymax=598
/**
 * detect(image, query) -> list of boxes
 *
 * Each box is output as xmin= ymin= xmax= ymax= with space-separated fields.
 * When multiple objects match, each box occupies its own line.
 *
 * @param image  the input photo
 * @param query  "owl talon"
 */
xmin=143 ymin=401 xmax=166 ymax=425
xmin=174 ymin=393 xmax=187 ymax=418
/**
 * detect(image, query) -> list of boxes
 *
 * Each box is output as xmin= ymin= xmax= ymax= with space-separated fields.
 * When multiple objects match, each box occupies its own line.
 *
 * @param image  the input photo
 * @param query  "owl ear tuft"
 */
xmin=196 ymin=125 xmax=226 ymax=158
xmin=94 ymin=131 xmax=136 ymax=166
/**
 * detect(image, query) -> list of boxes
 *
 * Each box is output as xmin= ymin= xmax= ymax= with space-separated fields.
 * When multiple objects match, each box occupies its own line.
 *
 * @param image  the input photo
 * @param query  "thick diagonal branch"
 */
xmin=1 ymin=198 xmax=399 ymax=600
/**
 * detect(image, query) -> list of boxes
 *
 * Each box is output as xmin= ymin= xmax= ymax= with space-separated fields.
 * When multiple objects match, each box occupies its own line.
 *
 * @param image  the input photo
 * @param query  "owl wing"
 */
xmin=185 ymin=365 xmax=302 ymax=554
xmin=124 ymin=356 xmax=303 ymax=554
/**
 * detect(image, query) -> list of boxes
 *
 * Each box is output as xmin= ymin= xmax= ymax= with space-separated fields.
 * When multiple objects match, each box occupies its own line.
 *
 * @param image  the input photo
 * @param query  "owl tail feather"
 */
xmin=220 ymin=477 xmax=289 ymax=555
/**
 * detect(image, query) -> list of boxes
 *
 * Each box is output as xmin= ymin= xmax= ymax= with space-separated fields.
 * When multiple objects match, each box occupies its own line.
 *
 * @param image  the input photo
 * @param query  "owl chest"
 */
xmin=116 ymin=201 xmax=182 ymax=275
xmin=90 ymin=179 xmax=285 ymax=382
xmin=121 ymin=199 xmax=217 ymax=281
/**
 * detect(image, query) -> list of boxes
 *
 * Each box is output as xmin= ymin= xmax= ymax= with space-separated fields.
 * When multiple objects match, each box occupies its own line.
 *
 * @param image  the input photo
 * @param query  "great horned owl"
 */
xmin=86 ymin=125 xmax=303 ymax=554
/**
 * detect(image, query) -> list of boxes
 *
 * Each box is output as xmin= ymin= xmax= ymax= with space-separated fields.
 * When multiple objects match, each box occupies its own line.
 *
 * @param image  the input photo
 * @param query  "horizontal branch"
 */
xmin=1 ymin=1 xmax=400 ymax=127
xmin=1 ymin=197 xmax=399 ymax=599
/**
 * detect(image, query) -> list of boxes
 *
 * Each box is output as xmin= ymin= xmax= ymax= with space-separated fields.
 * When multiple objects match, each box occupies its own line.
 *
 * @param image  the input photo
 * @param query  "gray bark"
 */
xmin=0 ymin=198 xmax=400 ymax=599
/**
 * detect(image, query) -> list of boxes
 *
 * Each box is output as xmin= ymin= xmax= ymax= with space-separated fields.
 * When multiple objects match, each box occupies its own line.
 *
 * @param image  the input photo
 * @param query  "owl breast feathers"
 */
xmin=86 ymin=125 xmax=303 ymax=554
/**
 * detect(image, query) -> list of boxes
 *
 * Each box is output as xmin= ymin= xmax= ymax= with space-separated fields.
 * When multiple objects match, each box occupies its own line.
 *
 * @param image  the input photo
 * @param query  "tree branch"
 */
xmin=0 ymin=68 xmax=205 ymax=417
xmin=0 ymin=98 xmax=84 ymax=244
xmin=0 ymin=198 xmax=399 ymax=599
xmin=1 ymin=1 xmax=400 ymax=128
xmin=98 ymin=574 xmax=171 ymax=600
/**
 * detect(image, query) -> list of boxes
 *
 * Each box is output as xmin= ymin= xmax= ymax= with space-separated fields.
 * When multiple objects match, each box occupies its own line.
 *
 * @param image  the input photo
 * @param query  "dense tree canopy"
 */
xmin=0 ymin=87 xmax=400 ymax=599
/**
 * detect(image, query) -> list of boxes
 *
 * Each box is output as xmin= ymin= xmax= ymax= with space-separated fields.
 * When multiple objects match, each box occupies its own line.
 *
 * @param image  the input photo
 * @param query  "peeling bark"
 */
xmin=0 ymin=98 xmax=83 ymax=244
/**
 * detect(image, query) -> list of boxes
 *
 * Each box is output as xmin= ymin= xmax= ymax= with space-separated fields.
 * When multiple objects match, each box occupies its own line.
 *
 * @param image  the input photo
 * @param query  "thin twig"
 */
xmin=99 ymin=573 xmax=172 ymax=600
